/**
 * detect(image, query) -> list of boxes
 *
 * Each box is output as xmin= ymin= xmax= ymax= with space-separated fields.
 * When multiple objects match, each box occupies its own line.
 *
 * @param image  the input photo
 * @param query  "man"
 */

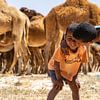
xmin=47 ymin=31 xmax=87 ymax=100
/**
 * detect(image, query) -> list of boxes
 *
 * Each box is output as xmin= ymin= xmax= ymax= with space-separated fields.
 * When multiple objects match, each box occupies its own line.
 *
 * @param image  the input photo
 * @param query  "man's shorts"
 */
xmin=48 ymin=70 xmax=66 ymax=81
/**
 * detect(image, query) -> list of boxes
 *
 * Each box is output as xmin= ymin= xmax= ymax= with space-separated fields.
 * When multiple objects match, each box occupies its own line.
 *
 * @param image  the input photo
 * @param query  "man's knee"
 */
xmin=71 ymin=85 xmax=79 ymax=94
xmin=53 ymin=84 xmax=63 ymax=91
xmin=68 ymin=81 xmax=80 ymax=93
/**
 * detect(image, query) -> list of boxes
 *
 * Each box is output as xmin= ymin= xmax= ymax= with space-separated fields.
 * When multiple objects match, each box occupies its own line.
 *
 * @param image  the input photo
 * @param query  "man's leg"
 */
xmin=67 ymin=79 xmax=80 ymax=100
xmin=47 ymin=79 xmax=63 ymax=100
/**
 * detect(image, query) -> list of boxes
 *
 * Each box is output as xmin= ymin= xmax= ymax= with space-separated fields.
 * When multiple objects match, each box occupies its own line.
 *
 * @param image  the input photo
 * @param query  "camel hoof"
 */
xmin=7 ymin=70 xmax=13 ymax=74
xmin=15 ymin=73 xmax=23 ymax=76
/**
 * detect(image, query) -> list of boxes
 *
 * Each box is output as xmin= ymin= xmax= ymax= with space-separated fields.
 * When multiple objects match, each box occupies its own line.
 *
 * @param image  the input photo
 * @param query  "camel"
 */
xmin=90 ymin=42 xmax=100 ymax=72
xmin=0 ymin=0 xmax=30 ymax=74
xmin=20 ymin=7 xmax=47 ymax=73
xmin=0 ymin=7 xmax=46 ymax=74
xmin=44 ymin=0 xmax=100 ymax=68
xmin=20 ymin=3 xmax=100 ymax=74
xmin=27 ymin=15 xmax=46 ymax=73
xmin=20 ymin=7 xmax=46 ymax=47
xmin=89 ymin=27 xmax=100 ymax=72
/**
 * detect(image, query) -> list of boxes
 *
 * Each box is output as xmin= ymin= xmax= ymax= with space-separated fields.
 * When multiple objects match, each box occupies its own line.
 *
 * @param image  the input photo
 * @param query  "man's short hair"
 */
xmin=60 ymin=39 xmax=67 ymax=48
xmin=68 ymin=22 xmax=97 ymax=42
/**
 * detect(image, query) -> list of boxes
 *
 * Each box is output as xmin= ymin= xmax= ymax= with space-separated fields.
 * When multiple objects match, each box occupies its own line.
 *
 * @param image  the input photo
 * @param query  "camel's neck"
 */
xmin=0 ymin=0 xmax=7 ymax=6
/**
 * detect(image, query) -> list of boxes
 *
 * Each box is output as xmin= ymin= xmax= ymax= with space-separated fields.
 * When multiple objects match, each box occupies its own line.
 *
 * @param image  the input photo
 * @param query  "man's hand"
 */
xmin=54 ymin=79 xmax=64 ymax=90
xmin=75 ymin=79 xmax=80 ymax=88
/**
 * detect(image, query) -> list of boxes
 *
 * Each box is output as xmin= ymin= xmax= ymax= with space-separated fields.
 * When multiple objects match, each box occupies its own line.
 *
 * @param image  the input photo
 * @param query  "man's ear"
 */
xmin=62 ymin=33 xmax=67 ymax=40
xmin=64 ymin=34 xmax=67 ymax=40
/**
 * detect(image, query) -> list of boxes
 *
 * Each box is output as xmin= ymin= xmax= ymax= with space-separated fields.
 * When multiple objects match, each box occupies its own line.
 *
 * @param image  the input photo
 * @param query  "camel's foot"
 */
xmin=0 ymin=71 xmax=4 ymax=74
xmin=7 ymin=70 xmax=13 ymax=74
xmin=0 ymin=70 xmax=6 ymax=74
xmin=15 ymin=73 xmax=23 ymax=76
xmin=25 ymin=72 xmax=32 ymax=75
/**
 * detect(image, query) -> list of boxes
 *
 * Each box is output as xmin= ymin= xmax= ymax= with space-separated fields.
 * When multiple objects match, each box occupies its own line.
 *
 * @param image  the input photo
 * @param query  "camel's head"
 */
xmin=20 ymin=7 xmax=44 ymax=20
xmin=20 ymin=7 xmax=37 ymax=19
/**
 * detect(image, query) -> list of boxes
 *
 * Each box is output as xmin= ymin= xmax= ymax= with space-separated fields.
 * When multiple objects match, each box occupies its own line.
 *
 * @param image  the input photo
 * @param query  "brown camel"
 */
xmin=0 ymin=7 xmax=46 ymax=74
xmin=19 ymin=3 xmax=100 ymax=74
xmin=20 ymin=7 xmax=46 ymax=73
xmin=90 ymin=42 xmax=100 ymax=72
xmin=28 ymin=15 xmax=46 ymax=73
xmin=44 ymin=0 xmax=100 ymax=68
xmin=0 ymin=0 xmax=30 ymax=74
xmin=20 ymin=7 xmax=46 ymax=47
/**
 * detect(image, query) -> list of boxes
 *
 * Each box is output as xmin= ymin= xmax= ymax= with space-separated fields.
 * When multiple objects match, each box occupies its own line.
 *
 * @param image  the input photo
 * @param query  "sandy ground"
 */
xmin=0 ymin=72 xmax=100 ymax=100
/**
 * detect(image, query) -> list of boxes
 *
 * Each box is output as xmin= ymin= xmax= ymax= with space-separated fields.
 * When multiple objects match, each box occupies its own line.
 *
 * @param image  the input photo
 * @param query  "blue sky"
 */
xmin=7 ymin=0 xmax=100 ymax=15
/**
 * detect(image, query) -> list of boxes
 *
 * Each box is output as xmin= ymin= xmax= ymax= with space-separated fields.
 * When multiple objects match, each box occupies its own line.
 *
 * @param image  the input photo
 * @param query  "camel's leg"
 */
xmin=8 ymin=17 xmax=29 ymax=74
xmin=44 ymin=41 xmax=51 ymax=71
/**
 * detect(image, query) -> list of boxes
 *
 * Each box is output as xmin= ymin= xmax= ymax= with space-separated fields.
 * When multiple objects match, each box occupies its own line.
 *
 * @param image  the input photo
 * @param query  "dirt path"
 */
xmin=0 ymin=73 xmax=100 ymax=100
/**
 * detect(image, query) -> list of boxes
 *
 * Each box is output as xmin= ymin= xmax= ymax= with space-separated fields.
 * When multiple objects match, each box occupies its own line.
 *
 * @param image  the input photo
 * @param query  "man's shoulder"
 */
xmin=79 ymin=45 xmax=86 ymax=50
xmin=78 ymin=45 xmax=87 ymax=55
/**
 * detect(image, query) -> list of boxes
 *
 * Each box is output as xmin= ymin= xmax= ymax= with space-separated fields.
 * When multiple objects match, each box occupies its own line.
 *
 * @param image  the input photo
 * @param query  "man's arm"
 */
xmin=54 ymin=60 xmax=63 ymax=90
xmin=54 ymin=60 xmax=62 ymax=80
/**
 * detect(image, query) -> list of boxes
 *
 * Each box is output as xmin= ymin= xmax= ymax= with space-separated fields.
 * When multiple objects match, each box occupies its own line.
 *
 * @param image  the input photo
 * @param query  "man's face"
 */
xmin=65 ymin=32 xmax=81 ymax=50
